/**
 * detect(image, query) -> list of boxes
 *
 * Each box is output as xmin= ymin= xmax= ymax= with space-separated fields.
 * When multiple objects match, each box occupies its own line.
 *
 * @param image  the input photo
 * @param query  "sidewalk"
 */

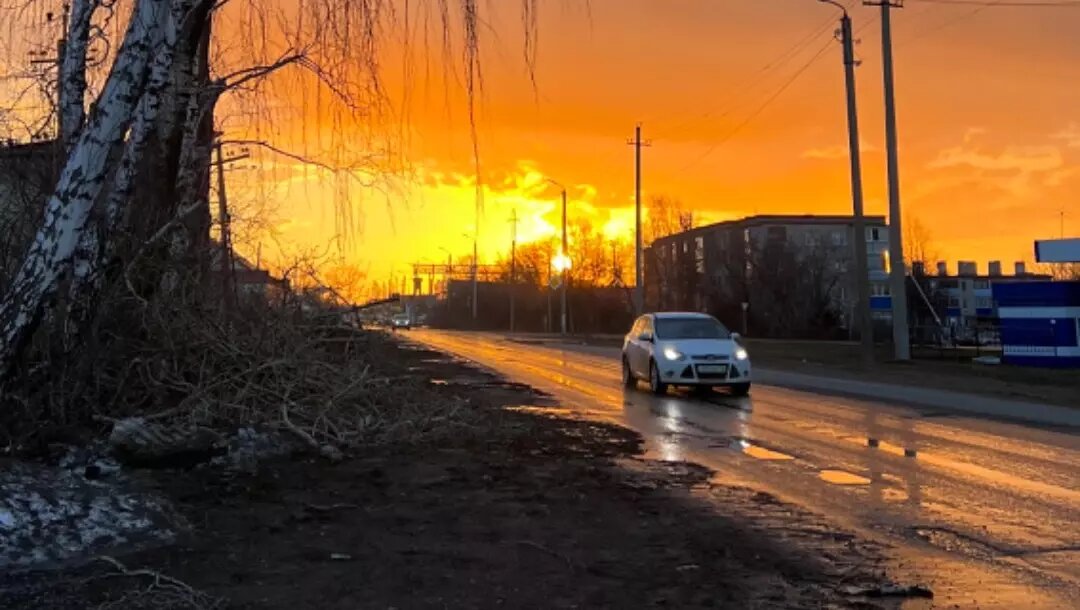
xmin=753 ymin=368 xmax=1080 ymax=428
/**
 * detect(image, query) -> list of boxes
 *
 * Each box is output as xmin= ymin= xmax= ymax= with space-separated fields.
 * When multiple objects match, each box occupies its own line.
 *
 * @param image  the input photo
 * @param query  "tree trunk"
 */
xmin=0 ymin=0 xmax=166 ymax=375
xmin=59 ymin=0 xmax=96 ymax=148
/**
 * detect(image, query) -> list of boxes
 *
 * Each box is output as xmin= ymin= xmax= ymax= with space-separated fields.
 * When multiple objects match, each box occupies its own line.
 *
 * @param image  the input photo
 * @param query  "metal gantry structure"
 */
xmin=409 ymin=262 xmax=503 ymax=296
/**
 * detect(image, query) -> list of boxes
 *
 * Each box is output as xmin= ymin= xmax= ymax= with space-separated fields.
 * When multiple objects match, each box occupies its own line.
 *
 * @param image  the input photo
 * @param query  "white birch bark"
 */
xmin=0 ymin=0 xmax=168 ymax=369
xmin=59 ymin=0 xmax=97 ymax=148
xmin=69 ymin=0 xmax=188 ymax=292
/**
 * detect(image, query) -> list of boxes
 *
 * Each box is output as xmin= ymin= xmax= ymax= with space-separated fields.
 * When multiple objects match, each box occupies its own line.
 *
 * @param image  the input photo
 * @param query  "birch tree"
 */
xmin=0 ymin=0 xmax=541 ymax=380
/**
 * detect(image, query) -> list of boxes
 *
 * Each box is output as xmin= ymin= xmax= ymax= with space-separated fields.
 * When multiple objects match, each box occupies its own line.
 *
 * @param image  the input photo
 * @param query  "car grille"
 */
xmin=692 ymin=354 xmax=728 ymax=362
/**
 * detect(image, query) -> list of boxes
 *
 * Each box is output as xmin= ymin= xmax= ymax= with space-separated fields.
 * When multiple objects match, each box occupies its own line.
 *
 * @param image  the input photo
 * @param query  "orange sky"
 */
xmin=232 ymin=0 xmax=1080 ymax=298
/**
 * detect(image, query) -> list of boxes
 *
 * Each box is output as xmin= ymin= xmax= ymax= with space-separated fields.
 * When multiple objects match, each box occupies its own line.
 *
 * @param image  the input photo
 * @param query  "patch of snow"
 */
xmin=0 ymin=462 xmax=184 ymax=570
xmin=210 ymin=427 xmax=293 ymax=473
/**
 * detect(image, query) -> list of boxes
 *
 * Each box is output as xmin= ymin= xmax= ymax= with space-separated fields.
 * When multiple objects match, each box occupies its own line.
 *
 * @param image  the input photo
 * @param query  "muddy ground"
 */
xmin=1 ymin=340 xmax=903 ymax=609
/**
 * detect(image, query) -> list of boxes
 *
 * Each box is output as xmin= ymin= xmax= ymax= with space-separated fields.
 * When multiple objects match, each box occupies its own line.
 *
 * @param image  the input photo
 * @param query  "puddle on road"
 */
xmin=741 ymin=443 xmax=795 ymax=461
xmin=819 ymin=470 xmax=871 ymax=486
xmin=503 ymin=405 xmax=575 ymax=417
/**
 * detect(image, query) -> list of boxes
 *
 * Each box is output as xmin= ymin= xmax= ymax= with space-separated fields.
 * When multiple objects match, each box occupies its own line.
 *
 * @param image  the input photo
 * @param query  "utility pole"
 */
xmin=439 ymin=247 xmax=452 ymax=294
xmin=28 ymin=10 xmax=66 ymax=142
xmin=472 ymin=234 xmax=479 ymax=322
xmin=866 ymin=0 xmax=910 ymax=361
xmin=210 ymin=139 xmax=250 ymax=316
xmin=823 ymin=1 xmax=874 ymax=365
xmin=628 ymin=124 xmax=651 ymax=314
xmin=611 ymin=241 xmax=619 ymax=286
xmin=561 ymin=187 xmax=570 ymax=334
xmin=464 ymin=228 xmax=479 ymax=323
xmin=509 ymin=208 xmax=518 ymax=333
xmin=546 ymin=244 xmax=553 ymax=333
xmin=548 ymin=179 xmax=570 ymax=335
xmin=215 ymin=141 xmax=233 ymax=315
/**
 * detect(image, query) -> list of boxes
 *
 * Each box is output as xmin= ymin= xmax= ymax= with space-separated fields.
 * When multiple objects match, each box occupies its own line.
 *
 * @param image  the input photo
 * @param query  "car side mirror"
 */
xmin=638 ymin=332 xmax=653 ymax=343
xmin=731 ymin=332 xmax=742 ymax=342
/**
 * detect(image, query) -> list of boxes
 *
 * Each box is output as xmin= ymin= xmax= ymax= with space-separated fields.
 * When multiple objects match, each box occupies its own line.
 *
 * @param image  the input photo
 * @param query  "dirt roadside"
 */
xmin=1 ymin=340 xmax=907 ymax=609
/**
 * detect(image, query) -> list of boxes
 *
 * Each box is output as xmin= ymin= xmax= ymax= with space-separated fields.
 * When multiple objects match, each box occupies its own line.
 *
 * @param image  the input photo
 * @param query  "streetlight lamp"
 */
xmin=547 ymin=178 xmax=569 ymax=335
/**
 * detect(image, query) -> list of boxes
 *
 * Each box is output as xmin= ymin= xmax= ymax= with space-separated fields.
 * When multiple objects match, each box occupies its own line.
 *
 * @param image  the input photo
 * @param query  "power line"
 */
xmin=654 ymin=14 xmax=839 ymax=140
xmin=675 ymin=36 xmax=836 ymax=175
xmin=909 ymin=0 xmax=1080 ymax=6
xmin=899 ymin=0 xmax=1001 ymax=46
xmin=667 ymin=10 xmax=881 ymax=176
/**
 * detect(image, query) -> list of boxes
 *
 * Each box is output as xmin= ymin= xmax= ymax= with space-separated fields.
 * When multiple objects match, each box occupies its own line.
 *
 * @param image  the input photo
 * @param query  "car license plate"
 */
xmin=697 ymin=364 xmax=727 ymax=375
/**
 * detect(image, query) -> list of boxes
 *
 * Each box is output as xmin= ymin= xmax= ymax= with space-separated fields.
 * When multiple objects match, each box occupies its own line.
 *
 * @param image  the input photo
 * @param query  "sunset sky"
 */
xmin=232 ymin=0 xmax=1080 ymax=297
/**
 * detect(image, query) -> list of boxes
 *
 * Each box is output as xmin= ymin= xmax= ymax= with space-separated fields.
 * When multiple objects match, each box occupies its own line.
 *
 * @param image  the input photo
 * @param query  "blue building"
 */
xmin=993 ymin=281 xmax=1080 ymax=368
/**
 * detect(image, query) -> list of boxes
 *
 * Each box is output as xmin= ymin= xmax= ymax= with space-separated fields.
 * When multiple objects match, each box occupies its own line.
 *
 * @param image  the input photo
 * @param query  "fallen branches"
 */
xmin=1 ymin=292 xmax=482 ymax=460
xmin=92 ymin=555 xmax=225 ymax=609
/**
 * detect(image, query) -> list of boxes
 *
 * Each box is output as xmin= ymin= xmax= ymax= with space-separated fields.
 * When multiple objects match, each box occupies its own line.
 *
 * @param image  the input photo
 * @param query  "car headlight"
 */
xmin=734 ymin=347 xmax=749 ymax=361
xmin=662 ymin=347 xmax=686 ymax=361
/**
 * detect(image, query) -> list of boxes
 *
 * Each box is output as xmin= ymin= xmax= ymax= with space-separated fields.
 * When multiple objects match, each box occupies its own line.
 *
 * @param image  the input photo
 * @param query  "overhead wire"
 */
xmin=653 ymin=12 xmax=840 ymax=141
xmin=672 ymin=34 xmax=837 ymax=176
xmin=908 ymin=0 xmax=1080 ymax=6
xmin=664 ymin=2 xmax=882 ymax=177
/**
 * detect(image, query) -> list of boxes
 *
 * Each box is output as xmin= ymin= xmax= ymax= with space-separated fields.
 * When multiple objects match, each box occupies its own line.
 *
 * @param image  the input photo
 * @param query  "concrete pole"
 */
xmin=633 ymin=124 xmax=644 ymax=314
xmin=838 ymin=11 xmax=875 ymax=365
xmin=472 ymin=234 xmax=478 ymax=322
xmin=510 ymin=209 xmax=517 ymax=333
xmin=561 ymin=188 xmax=568 ymax=335
xmin=877 ymin=0 xmax=911 ymax=360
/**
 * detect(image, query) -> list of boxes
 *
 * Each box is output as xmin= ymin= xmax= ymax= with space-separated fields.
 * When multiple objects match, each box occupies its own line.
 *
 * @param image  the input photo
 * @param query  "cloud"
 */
xmin=928 ymin=145 xmax=1063 ymax=174
xmin=801 ymin=141 xmax=879 ymax=160
xmin=962 ymin=127 xmax=987 ymax=144
xmin=1051 ymin=123 xmax=1080 ymax=148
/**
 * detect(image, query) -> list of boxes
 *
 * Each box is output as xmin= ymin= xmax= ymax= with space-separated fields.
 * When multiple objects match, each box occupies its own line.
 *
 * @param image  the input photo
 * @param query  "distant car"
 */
xmin=622 ymin=312 xmax=751 ymax=396
xmin=391 ymin=313 xmax=411 ymax=331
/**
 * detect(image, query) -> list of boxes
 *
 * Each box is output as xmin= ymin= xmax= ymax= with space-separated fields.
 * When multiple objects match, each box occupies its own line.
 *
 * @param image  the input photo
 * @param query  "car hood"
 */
xmin=661 ymin=338 xmax=736 ymax=355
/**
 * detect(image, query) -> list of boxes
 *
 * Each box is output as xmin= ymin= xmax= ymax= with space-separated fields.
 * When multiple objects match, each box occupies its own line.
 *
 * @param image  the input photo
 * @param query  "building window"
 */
xmin=872 ymin=283 xmax=890 ymax=297
xmin=866 ymin=227 xmax=881 ymax=242
xmin=832 ymin=230 xmax=847 ymax=247
xmin=948 ymin=297 xmax=960 ymax=308
xmin=976 ymin=296 xmax=992 ymax=309
xmin=834 ymin=260 xmax=848 ymax=273
xmin=694 ymin=237 xmax=705 ymax=273
xmin=974 ymin=280 xmax=990 ymax=290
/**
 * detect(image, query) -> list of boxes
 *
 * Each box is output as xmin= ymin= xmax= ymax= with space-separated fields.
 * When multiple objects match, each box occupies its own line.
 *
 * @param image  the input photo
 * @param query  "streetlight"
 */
xmin=547 ymin=178 xmax=569 ymax=335
xmin=820 ymin=0 xmax=874 ymax=366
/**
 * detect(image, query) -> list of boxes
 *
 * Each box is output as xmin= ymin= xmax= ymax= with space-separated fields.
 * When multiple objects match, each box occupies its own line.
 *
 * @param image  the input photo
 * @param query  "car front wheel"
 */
xmin=648 ymin=361 xmax=668 ymax=395
xmin=622 ymin=357 xmax=636 ymax=388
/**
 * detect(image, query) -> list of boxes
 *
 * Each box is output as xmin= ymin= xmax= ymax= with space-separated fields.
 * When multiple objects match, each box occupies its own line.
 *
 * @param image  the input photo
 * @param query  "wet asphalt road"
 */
xmin=410 ymin=330 xmax=1080 ymax=609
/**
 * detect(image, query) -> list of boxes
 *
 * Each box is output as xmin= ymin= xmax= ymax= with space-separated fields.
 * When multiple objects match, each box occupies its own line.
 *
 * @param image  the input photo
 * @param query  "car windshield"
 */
xmin=654 ymin=317 xmax=730 ymax=340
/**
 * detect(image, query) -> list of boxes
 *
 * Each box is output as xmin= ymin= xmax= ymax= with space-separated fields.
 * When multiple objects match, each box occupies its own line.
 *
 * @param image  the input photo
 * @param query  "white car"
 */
xmin=391 ymin=313 xmax=411 ymax=331
xmin=622 ymin=312 xmax=751 ymax=395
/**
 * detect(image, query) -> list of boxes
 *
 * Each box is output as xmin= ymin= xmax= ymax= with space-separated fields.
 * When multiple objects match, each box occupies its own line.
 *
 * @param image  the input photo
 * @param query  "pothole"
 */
xmin=819 ymin=470 xmax=871 ymax=486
